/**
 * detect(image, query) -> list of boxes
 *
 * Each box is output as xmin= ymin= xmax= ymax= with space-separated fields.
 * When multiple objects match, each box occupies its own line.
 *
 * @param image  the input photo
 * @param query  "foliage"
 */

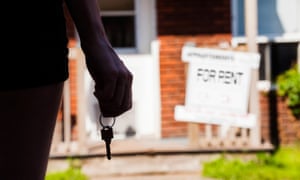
xmin=276 ymin=64 xmax=300 ymax=118
xmin=46 ymin=158 xmax=89 ymax=180
xmin=202 ymin=145 xmax=300 ymax=180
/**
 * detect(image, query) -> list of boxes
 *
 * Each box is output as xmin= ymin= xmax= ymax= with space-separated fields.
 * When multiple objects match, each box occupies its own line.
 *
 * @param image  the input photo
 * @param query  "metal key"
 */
xmin=101 ymin=126 xmax=114 ymax=160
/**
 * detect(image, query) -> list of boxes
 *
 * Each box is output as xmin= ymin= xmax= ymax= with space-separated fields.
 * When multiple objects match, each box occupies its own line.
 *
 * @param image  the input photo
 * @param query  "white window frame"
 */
xmin=231 ymin=0 xmax=300 ymax=91
xmin=231 ymin=0 xmax=300 ymax=44
xmin=99 ymin=0 xmax=157 ymax=54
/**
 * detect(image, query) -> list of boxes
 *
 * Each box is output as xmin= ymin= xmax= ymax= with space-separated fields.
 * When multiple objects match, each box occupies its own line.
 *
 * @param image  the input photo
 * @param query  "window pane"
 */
xmin=271 ymin=42 xmax=298 ymax=81
xmin=258 ymin=44 xmax=267 ymax=80
xmin=234 ymin=0 xmax=299 ymax=36
xmin=102 ymin=16 xmax=135 ymax=48
xmin=98 ymin=0 xmax=134 ymax=11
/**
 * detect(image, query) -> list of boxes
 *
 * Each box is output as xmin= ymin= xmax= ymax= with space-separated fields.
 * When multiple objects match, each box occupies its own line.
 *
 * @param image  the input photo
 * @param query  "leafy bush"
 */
xmin=46 ymin=158 xmax=89 ymax=180
xmin=45 ymin=168 xmax=88 ymax=180
xmin=202 ymin=145 xmax=300 ymax=180
xmin=276 ymin=64 xmax=300 ymax=118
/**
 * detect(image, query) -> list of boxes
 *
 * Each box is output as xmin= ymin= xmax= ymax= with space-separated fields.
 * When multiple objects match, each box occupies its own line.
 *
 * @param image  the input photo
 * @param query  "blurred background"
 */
xmin=47 ymin=0 xmax=299 ymax=179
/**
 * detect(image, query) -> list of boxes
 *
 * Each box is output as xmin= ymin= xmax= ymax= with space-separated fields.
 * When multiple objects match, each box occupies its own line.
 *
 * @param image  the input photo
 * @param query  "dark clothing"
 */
xmin=0 ymin=0 xmax=69 ymax=91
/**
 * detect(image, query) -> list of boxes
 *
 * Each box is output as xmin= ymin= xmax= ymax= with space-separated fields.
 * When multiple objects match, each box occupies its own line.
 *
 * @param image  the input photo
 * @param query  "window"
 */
xmin=231 ymin=0 xmax=300 ymax=82
xmin=232 ymin=0 xmax=300 ymax=37
xmin=270 ymin=42 xmax=298 ymax=81
xmin=98 ymin=0 xmax=136 ymax=49
xmin=258 ymin=42 xmax=298 ymax=81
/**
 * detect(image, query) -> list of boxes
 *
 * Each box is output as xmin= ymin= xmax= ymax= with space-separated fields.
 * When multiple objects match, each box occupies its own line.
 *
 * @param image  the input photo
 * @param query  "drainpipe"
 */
xmin=297 ymin=43 xmax=300 ymax=73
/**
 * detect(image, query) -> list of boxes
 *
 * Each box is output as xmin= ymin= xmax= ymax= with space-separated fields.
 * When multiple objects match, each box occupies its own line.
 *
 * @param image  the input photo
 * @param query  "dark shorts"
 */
xmin=0 ymin=47 xmax=69 ymax=91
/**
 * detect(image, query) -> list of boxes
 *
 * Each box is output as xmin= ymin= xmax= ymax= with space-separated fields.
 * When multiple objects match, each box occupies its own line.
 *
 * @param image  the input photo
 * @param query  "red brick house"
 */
xmin=56 ymin=0 xmax=299 ymax=151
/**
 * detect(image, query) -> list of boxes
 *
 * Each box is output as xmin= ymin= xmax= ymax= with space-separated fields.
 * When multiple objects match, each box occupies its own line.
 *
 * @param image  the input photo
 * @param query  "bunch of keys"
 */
xmin=98 ymin=115 xmax=116 ymax=160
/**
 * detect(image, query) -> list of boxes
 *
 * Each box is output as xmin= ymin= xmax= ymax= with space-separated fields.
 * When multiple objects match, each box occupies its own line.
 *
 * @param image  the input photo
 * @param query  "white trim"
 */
xmin=115 ymin=48 xmax=137 ymax=54
xmin=151 ymin=40 xmax=161 ymax=139
xmin=257 ymin=80 xmax=272 ymax=92
xmin=232 ymin=33 xmax=300 ymax=46
xmin=117 ymin=41 xmax=161 ymax=138
xmin=264 ymin=43 xmax=272 ymax=81
xmin=100 ymin=10 xmax=135 ymax=16
xmin=135 ymin=0 xmax=157 ymax=54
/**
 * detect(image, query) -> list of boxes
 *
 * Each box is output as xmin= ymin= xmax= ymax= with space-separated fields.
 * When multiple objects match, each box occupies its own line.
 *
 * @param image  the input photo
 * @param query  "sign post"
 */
xmin=245 ymin=0 xmax=261 ymax=146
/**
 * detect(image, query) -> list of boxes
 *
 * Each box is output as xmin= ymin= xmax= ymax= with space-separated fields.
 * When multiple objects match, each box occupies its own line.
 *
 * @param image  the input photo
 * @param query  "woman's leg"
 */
xmin=0 ymin=82 xmax=64 ymax=180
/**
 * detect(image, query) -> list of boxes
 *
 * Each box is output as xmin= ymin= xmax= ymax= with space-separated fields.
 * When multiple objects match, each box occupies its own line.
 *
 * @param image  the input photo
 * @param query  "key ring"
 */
xmin=99 ymin=113 xmax=116 ymax=128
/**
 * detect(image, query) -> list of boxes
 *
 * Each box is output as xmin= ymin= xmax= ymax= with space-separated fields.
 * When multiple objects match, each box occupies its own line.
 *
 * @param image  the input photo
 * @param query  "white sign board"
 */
xmin=175 ymin=47 xmax=260 ymax=127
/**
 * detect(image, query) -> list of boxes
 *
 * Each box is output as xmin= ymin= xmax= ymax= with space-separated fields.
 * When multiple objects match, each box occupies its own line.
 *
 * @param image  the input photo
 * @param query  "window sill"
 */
xmin=115 ymin=47 xmax=138 ymax=54
xmin=232 ymin=33 xmax=300 ymax=46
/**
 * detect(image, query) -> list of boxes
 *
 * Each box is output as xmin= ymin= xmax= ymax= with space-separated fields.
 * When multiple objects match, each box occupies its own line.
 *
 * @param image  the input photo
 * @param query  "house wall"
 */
xmin=55 ymin=5 xmax=78 ymax=140
xmin=159 ymin=35 xmax=233 ymax=138
xmin=157 ymin=0 xmax=233 ymax=137
xmin=156 ymin=0 xmax=275 ymax=144
xmin=61 ymin=1 xmax=161 ymax=139
xmin=277 ymin=97 xmax=300 ymax=144
xmin=157 ymin=0 xmax=231 ymax=35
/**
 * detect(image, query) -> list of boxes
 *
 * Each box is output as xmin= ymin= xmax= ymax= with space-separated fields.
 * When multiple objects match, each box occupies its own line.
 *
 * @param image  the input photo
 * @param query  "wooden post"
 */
xmin=188 ymin=123 xmax=200 ymax=146
xmin=73 ymin=47 xmax=88 ymax=154
xmin=184 ymin=59 xmax=200 ymax=147
xmin=63 ymin=79 xmax=71 ymax=149
xmin=245 ymin=0 xmax=261 ymax=146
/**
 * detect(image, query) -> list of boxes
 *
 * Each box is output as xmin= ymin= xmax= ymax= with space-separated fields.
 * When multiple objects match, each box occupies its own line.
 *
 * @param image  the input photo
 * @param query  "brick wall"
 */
xmin=63 ymin=2 xmax=76 ymax=40
xmin=159 ymin=35 xmax=275 ymax=144
xmin=69 ymin=58 xmax=78 ymax=140
xmin=260 ymin=92 xmax=272 ymax=144
xmin=277 ymin=97 xmax=300 ymax=144
xmin=159 ymin=35 xmax=232 ymax=137
xmin=55 ymin=53 xmax=78 ymax=140
xmin=157 ymin=0 xmax=233 ymax=138
xmin=261 ymin=91 xmax=300 ymax=146
xmin=157 ymin=0 xmax=231 ymax=35
xmin=55 ymin=5 xmax=78 ymax=139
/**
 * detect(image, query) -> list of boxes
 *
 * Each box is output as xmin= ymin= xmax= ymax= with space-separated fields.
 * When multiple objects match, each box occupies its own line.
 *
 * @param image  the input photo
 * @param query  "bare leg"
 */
xmin=0 ymin=82 xmax=64 ymax=180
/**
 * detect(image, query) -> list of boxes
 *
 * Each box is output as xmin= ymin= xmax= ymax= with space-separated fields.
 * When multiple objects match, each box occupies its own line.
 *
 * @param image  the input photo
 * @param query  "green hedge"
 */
xmin=202 ymin=145 xmax=300 ymax=180
xmin=46 ymin=158 xmax=89 ymax=180
xmin=276 ymin=64 xmax=300 ymax=118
